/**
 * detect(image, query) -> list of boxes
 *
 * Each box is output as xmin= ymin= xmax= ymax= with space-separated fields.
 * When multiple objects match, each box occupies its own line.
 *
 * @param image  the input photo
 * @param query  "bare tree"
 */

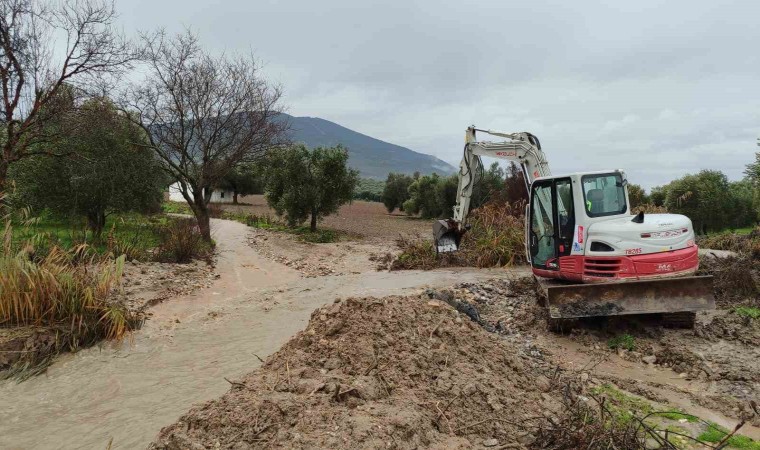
xmin=122 ymin=29 xmax=286 ymax=241
xmin=0 ymin=0 xmax=133 ymax=194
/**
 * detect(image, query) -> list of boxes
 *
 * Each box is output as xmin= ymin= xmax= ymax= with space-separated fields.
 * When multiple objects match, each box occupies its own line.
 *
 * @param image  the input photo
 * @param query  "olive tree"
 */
xmin=11 ymin=97 xmax=164 ymax=236
xmin=0 ymin=0 xmax=133 ymax=195
xmin=665 ymin=170 xmax=733 ymax=234
xmin=122 ymin=29 xmax=285 ymax=240
xmin=626 ymin=184 xmax=649 ymax=209
xmin=264 ymin=144 xmax=358 ymax=231
xmin=217 ymin=164 xmax=263 ymax=204
xmin=381 ymin=173 xmax=414 ymax=213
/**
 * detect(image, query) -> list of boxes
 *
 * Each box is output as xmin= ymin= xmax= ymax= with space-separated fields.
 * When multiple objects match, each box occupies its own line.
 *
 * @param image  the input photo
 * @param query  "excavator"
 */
xmin=434 ymin=126 xmax=715 ymax=327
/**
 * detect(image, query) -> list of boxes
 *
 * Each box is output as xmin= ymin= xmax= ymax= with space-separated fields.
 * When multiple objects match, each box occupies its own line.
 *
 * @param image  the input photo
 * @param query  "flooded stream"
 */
xmin=0 ymin=219 xmax=514 ymax=449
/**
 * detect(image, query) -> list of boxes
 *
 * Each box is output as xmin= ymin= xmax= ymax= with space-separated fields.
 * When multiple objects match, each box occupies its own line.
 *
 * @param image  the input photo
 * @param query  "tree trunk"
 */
xmin=196 ymin=210 xmax=211 ymax=241
xmin=233 ymin=191 xmax=238 ymax=204
xmin=310 ymin=209 xmax=318 ymax=232
xmin=87 ymin=211 xmax=106 ymax=238
xmin=192 ymin=191 xmax=212 ymax=241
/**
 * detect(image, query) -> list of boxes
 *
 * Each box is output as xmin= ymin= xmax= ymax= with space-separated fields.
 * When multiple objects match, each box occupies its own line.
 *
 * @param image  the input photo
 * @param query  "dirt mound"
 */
xmin=151 ymin=294 xmax=558 ymax=449
xmin=697 ymin=255 xmax=759 ymax=307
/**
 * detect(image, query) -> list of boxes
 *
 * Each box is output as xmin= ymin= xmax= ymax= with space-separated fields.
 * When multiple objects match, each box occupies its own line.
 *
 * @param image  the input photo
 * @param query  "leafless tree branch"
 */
xmin=119 ymin=28 xmax=287 ymax=240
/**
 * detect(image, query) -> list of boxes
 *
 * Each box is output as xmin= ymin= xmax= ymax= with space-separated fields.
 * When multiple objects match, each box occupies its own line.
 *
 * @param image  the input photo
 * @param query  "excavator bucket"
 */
xmin=543 ymin=275 xmax=715 ymax=319
xmin=433 ymin=219 xmax=465 ymax=253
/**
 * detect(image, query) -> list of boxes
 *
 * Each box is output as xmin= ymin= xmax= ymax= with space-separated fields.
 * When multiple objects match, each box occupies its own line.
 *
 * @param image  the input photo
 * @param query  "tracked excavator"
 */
xmin=434 ymin=127 xmax=715 ymax=326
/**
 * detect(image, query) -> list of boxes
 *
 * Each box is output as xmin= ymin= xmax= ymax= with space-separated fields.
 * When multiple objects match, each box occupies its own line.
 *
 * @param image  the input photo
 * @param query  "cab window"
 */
xmin=582 ymin=173 xmax=627 ymax=217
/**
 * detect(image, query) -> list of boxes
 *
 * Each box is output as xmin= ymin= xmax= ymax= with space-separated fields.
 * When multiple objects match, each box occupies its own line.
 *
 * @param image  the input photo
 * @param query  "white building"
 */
xmin=168 ymin=183 xmax=235 ymax=204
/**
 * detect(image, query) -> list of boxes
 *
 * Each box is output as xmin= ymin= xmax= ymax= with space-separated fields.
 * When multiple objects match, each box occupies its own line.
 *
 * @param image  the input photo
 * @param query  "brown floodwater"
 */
xmin=0 ymin=219 xmax=514 ymax=449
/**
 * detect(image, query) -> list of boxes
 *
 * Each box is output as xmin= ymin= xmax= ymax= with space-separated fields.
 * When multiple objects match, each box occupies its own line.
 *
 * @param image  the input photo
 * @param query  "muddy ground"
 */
xmin=245 ymin=226 xmax=396 ymax=277
xmin=224 ymin=195 xmax=429 ymax=239
xmin=3 ymin=211 xmax=759 ymax=449
xmin=152 ymin=274 xmax=760 ymax=449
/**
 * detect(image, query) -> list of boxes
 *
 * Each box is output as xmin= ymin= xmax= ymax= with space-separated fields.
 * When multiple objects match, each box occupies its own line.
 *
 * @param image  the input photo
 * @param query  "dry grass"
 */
xmin=0 ymin=201 xmax=139 ymax=378
xmin=392 ymin=201 xmax=526 ymax=270
xmin=155 ymin=218 xmax=214 ymax=264
xmin=698 ymin=227 xmax=760 ymax=259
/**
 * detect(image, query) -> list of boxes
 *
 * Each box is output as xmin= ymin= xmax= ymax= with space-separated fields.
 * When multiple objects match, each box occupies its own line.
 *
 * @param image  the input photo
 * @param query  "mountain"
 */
xmin=279 ymin=114 xmax=456 ymax=179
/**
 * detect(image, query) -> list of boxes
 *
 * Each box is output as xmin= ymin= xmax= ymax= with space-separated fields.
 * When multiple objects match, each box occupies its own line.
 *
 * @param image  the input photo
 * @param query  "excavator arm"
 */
xmin=434 ymin=126 xmax=550 ymax=253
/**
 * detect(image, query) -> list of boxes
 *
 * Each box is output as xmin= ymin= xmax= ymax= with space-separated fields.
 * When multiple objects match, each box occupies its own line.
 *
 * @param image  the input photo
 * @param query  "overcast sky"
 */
xmin=118 ymin=0 xmax=759 ymax=189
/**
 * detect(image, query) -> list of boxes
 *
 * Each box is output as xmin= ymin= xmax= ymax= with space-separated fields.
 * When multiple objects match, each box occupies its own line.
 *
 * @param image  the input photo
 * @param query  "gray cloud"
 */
xmin=118 ymin=0 xmax=760 ymax=189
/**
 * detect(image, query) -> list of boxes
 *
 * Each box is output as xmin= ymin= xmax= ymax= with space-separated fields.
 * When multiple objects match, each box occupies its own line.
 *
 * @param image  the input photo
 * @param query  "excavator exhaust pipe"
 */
xmin=542 ymin=275 xmax=715 ymax=320
xmin=433 ymin=219 xmax=466 ymax=253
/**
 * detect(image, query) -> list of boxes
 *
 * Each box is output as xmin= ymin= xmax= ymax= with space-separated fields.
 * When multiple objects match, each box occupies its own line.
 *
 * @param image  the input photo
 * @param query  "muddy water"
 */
xmin=0 ymin=219 xmax=520 ymax=450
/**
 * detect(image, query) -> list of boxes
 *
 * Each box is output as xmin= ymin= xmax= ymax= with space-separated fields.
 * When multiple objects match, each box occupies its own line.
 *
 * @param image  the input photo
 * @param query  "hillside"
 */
xmin=279 ymin=114 xmax=455 ymax=179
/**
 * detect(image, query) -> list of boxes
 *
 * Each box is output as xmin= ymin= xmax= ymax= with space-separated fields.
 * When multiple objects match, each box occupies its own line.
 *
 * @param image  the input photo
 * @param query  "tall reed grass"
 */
xmin=0 ymin=197 xmax=139 ymax=377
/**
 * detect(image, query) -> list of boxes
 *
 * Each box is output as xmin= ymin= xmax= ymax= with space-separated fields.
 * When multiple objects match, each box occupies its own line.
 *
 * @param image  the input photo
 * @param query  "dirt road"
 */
xmin=0 ymin=218 xmax=523 ymax=450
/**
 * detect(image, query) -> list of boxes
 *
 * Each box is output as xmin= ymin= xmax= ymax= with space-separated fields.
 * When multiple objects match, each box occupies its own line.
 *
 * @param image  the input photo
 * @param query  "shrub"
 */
xmin=155 ymin=218 xmax=214 ymax=263
xmin=392 ymin=200 xmax=526 ymax=270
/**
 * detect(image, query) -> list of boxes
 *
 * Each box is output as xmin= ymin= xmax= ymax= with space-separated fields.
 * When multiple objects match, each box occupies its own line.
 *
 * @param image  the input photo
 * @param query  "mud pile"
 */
xmin=698 ymin=255 xmax=759 ymax=308
xmin=151 ymin=292 xmax=560 ymax=449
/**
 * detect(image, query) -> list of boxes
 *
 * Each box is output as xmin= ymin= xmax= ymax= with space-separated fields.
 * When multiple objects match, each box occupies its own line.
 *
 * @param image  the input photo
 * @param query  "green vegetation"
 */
xmin=649 ymin=169 xmax=758 ymax=235
xmin=698 ymin=423 xmax=760 ymax=449
xmin=735 ymin=306 xmax=760 ymax=319
xmin=591 ymin=384 xmax=697 ymax=426
xmin=163 ymin=202 xmax=193 ymax=215
xmin=382 ymin=173 xmax=416 ymax=213
xmin=10 ymin=97 xmax=166 ymax=236
xmin=391 ymin=161 xmax=527 ymax=219
xmin=264 ymin=144 xmax=358 ymax=231
xmin=580 ymin=383 xmax=760 ymax=449
xmin=11 ymin=212 xmax=167 ymax=262
xmin=607 ymin=334 xmax=636 ymax=351
xmin=154 ymin=218 xmax=215 ymax=263
xmin=402 ymin=173 xmax=456 ymax=218
xmin=626 ymin=183 xmax=649 ymax=209
xmin=354 ymin=178 xmax=385 ymax=202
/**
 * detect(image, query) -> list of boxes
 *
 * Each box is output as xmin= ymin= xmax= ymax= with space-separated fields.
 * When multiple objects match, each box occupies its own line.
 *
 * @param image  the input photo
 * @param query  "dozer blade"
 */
xmin=544 ymin=275 xmax=715 ymax=319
